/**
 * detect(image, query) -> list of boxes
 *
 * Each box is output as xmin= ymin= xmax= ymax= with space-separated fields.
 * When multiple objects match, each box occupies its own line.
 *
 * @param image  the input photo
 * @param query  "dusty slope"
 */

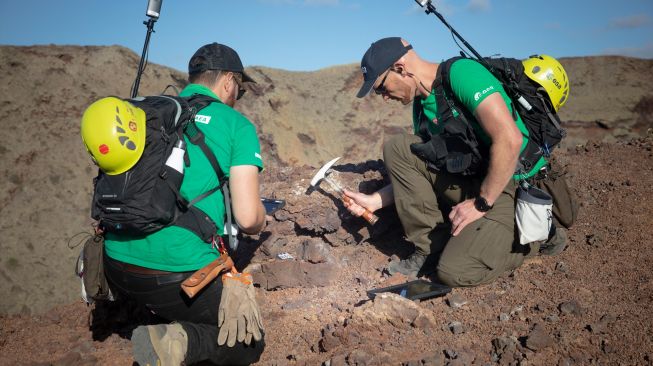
xmin=0 ymin=45 xmax=188 ymax=315
xmin=0 ymin=45 xmax=651 ymax=365
xmin=0 ymin=44 xmax=650 ymax=314
xmin=1 ymin=136 xmax=652 ymax=365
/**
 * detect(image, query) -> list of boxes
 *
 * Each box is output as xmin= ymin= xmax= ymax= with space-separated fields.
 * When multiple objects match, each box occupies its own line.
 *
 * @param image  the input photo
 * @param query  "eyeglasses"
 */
xmin=232 ymin=73 xmax=246 ymax=100
xmin=374 ymin=68 xmax=395 ymax=95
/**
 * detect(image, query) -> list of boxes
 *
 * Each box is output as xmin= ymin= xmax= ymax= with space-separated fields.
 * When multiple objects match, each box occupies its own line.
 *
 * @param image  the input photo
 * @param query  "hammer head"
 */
xmin=310 ymin=157 xmax=341 ymax=187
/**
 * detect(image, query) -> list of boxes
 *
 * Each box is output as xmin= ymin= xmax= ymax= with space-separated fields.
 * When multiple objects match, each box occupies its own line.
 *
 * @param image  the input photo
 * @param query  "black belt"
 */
xmin=107 ymin=257 xmax=173 ymax=275
xmin=122 ymin=263 xmax=173 ymax=275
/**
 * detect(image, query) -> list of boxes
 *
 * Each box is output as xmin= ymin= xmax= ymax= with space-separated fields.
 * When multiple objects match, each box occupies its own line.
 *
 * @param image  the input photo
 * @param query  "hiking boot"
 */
xmin=539 ymin=227 xmax=567 ymax=256
xmin=132 ymin=323 xmax=188 ymax=366
xmin=386 ymin=253 xmax=427 ymax=277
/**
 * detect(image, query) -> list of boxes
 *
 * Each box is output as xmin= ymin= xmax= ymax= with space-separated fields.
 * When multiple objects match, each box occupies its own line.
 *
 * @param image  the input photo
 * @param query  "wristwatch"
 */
xmin=474 ymin=196 xmax=493 ymax=212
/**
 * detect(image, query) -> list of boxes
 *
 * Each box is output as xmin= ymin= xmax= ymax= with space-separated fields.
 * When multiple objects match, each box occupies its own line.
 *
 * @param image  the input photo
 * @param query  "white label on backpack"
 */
xmin=195 ymin=114 xmax=211 ymax=124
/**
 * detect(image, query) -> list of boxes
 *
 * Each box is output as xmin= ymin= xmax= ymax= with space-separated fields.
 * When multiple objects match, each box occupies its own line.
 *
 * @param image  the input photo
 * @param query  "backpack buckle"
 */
xmin=212 ymin=236 xmax=228 ymax=255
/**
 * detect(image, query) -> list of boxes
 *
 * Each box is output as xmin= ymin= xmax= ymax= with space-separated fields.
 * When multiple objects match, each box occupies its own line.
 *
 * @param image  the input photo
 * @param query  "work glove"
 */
xmin=217 ymin=272 xmax=264 ymax=347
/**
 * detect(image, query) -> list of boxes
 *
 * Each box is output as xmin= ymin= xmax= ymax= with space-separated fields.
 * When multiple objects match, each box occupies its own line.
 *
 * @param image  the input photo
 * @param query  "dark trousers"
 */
xmin=383 ymin=134 xmax=537 ymax=287
xmin=104 ymin=256 xmax=264 ymax=365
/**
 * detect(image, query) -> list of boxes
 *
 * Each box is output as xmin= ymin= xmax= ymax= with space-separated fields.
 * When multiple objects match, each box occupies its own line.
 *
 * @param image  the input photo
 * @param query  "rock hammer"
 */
xmin=310 ymin=157 xmax=378 ymax=225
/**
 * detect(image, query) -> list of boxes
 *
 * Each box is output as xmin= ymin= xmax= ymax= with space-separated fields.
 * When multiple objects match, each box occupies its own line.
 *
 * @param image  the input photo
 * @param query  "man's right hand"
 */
xmin=342 ymin=189 xmax=381 ymax=217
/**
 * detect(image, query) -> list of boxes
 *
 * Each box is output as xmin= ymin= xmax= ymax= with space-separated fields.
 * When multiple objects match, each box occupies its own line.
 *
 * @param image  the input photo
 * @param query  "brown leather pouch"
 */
xmin=181 ymin=255 xmax=234 ymax=298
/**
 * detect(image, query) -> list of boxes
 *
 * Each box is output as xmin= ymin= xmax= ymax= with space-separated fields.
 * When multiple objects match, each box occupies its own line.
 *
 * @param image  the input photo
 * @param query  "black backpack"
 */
xmin=413 ymin=56 xmax=566 ymax=178
xmin=91 ymin=94 xmax=229 ymax=243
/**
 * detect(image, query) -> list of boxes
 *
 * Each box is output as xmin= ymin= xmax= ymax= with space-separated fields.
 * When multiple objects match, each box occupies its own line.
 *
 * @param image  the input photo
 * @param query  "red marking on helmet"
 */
xmin=99 ymin=144 xmax=109 ymax=155
xmin=129 ymin=121 xmax=137 ymax=132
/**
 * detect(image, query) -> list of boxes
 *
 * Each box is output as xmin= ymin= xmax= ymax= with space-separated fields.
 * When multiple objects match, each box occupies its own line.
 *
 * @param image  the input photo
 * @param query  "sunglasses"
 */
xmin=374 ymin=68 xmax=395 ymax=95
xmin=232 ymin=73 xmax=247 ymax=100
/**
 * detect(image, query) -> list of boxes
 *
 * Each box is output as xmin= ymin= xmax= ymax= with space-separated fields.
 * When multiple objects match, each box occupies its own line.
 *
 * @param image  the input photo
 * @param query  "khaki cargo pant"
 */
xmin=383 ymin=134 xmax=536 ymax=287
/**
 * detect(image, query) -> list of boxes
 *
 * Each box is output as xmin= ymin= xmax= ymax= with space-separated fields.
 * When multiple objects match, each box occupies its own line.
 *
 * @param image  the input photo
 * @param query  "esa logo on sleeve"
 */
xmin=474 ymin=86 xmax=495 ymax=101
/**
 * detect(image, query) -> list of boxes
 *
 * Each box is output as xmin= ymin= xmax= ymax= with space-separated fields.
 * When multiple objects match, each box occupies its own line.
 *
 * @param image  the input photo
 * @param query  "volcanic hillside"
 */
xmin=0 ymin=45 xmax=652 ymax=366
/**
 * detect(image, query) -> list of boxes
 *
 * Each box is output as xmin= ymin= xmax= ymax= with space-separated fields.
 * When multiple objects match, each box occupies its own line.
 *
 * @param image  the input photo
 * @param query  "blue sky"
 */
xmin=1 ymin=0 xmax=651 ymax=72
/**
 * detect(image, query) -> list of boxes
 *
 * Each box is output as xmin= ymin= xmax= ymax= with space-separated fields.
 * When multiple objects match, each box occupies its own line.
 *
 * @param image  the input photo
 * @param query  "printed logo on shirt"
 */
xmin=474 ymin=85 xmax=495 ymax=101
xmin=255 ymin=152 xmax=262 ymax=160
xmin=195 ymin=115 xmax=211 ymax=124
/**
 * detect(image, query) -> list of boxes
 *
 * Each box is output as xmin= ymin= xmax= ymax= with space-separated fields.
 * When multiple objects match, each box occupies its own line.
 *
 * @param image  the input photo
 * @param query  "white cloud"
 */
xmin=467 ymin=0 xmax=490 ymax=13
xmin=602 ymin=42 xmax=653 ymax=58
xmin=609 ymin=14 xmax=651 ymax=29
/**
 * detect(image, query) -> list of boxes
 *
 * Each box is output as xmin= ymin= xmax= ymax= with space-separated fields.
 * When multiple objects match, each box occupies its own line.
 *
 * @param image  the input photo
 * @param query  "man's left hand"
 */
xmin=449 ymin=199 xmax=486 ymax=236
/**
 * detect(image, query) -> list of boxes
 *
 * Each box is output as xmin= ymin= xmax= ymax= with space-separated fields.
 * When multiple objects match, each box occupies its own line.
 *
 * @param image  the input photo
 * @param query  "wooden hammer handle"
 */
xmin=341 ymin=194 xmax=379 ymax=225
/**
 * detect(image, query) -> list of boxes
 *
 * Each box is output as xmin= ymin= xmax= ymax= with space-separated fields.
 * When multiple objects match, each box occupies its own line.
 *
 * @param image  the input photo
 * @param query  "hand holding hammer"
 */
xmin=310 ymin=157 xmax=379 ymax=225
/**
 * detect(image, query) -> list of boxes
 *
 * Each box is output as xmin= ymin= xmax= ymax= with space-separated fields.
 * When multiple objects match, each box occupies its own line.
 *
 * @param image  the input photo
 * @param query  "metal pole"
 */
xmin=131 ymin=18 xmax=157 ymax=98
xmin=424 ymin=3 xmax=485 ymax=62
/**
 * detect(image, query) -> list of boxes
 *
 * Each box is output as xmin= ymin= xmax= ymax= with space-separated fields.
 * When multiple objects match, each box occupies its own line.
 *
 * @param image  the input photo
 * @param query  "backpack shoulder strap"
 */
xmin=433 ymin=56 xmax=467 ymax=119
xmin=180 ymin=94 xmax=237 ymax=250
xmin=416 ymin=56 xmax=465 ymax=140
xmin=181 ymin=94 xmax=227 ymax=186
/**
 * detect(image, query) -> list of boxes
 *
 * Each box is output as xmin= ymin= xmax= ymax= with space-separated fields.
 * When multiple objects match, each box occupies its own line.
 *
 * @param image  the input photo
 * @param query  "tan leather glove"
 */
xmin=217 ymin=272 xmax=264 ymax=347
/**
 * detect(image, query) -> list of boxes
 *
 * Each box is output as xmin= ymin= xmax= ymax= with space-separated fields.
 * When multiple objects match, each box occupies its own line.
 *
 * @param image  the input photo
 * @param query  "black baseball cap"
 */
xmin=356 ymin=37 xmax=413 ymax=98
xmin=188 ymin=42 xmax=255 ymax=83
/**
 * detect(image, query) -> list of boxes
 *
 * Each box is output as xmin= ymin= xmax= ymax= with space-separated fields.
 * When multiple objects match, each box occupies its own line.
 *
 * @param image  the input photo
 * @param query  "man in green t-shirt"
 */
xmin=344 ymin=37 xmax=564 ymax=285
xmin=103 ymin=43 xmax=266 ymax=365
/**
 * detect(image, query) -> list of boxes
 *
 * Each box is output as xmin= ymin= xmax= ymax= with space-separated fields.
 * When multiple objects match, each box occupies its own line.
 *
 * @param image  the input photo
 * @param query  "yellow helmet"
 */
xmin=522 ymin=54 xmax=569 ymax=112
xmin=80 ymin=97 xmax=146 ymax=175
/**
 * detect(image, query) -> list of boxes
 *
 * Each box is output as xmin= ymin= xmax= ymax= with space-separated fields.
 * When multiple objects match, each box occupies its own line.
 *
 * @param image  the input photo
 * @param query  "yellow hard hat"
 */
xmin=523 ymin=54 xmax=569 ymax=112
xmin=80 ymin=97 xmax=146 ymax=175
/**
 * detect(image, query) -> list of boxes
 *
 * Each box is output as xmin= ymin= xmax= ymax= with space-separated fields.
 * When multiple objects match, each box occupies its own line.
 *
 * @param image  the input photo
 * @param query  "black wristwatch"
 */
xmin=474 ymin=196 xmax=493 ymax=212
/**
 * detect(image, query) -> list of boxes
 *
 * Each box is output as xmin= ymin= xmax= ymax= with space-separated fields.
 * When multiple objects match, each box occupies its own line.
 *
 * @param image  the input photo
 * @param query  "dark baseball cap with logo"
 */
xmin=356 ymin=37 xmax=413 ymax=98
xmin=188 ymin=42 xmax=255 ymax=83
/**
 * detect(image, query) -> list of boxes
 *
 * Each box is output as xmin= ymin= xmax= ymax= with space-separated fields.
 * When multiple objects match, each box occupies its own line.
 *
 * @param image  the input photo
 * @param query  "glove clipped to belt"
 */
xmin=217 ymin=272 xmax=264 ymax=347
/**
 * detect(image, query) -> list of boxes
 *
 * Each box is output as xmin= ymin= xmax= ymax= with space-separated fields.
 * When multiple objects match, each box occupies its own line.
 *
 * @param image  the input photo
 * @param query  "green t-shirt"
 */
xmin=412 ymin=58 xmax=546 ymax=179
xmin=105 ymin=84 xmax=264 ymax=271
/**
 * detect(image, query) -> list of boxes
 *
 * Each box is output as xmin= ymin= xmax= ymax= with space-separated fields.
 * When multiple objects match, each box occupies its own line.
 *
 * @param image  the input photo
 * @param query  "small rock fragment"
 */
xmin=448 ymin=321 xmax=465 ymax=334
xmin=588 ymin=314 xmax=615 ymax=334
xmin=328 ymin=353 xmax=347 ymax=366
xmin=555 ymin=261 xmax=569 ymax=273
xmin=559 ymin=300 xmax=582 ymax=316
xmin=444 ymin=349 xmax=458 ymax=359
xmin=422 ymin=351 xmax=447 ymax=366
xmin=300 ymin=238 xmax=335 ymax=263
xmin=526 ymin=323 xmax=555 ymax=351
xmin=586 ymin=233 xmax=604 ymax=247
xmin=545 ymin=314 xmax=560 ymax=323
xmin=347 ymin=349 xmax=372 ymax=366
xmin=447 ymin=293 xmax=468 ymax=309
xmin=510 ymin=305 xmax=524 ymax=316
xmin=492 ymin=336 xmax=519 ymax=362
